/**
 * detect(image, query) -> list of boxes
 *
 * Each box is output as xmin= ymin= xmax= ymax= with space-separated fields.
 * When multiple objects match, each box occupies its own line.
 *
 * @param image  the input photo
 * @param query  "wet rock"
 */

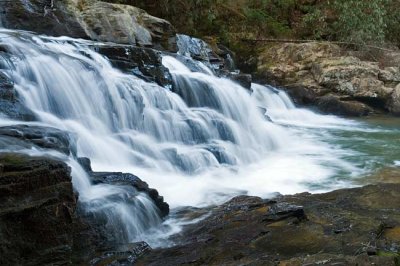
xmin=80 ymin=157 xmax=169 ymax=217
xmin=227 ymin=72 xmax=252 ymax=90
xmin=93 ymin=44 xmax=173 ymax=88
xmin=317 ymin=95 xmax=373 ymax=117
xmin=0 ymin=71 xmax=36 ymax=121
xmin=263 ymin=202 xmax=305 ymax=222
xmin=0 ymin=153 xmax=77 ymax=265
xmin=77 ymin=157 xmax=93 ymax=172
xmin=176 ymin=34 xmax=232 ymax=73
xmin=137 ymin=184 xmax=400 ymax=266
xmin=177 ymin=34 xmax=218 ymax=62
xmin=0 ymin=125 xmax=76 ymax=156
xmin=215 ymin=44 xmax=236 ymax=71
xmin=88 ymin=242 xmax=151 ymax=266
xmin=284 ymin=84 xmax=319 ymax=105
xmin=0 ymin=0 xmax=88 ymax=39
xmin=90 ymin=171 xmax=169 ymax=218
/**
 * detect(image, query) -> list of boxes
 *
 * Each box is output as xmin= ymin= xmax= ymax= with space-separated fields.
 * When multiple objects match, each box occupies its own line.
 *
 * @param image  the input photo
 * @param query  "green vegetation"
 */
xmin=104 ymin=0 xmax=399 ymax=44
xmin=102 ymin=0 xmax=400 ymax=67
xmin=303 ymin=0 xmax=394 ymax=45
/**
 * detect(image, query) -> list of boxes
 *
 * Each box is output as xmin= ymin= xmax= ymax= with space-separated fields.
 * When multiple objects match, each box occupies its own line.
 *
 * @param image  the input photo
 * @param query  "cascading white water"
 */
xmin=0 ymin=29 xmax=366 ymax=245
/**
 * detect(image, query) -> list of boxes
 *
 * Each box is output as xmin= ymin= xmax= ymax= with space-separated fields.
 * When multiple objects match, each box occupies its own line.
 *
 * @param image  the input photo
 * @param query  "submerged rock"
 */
xmin=137 ymin=184 xmax=400 ymax=266
xmin=90 ymin=171 xmax=169 ymax=218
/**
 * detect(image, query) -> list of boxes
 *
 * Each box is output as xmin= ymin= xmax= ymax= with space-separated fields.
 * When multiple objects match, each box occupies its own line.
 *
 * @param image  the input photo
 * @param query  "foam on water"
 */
xmin=0 ymin=29 xmax=376 ymax=245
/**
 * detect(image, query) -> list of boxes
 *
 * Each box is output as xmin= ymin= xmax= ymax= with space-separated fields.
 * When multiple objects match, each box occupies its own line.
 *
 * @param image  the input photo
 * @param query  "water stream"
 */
xmin=0 ymin=29 xmax=399 ymax=246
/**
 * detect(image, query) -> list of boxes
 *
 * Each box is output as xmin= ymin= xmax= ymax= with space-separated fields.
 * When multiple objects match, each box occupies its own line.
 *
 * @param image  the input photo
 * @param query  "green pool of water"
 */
xmin=330 ymin=115 xmax=400 ymax=186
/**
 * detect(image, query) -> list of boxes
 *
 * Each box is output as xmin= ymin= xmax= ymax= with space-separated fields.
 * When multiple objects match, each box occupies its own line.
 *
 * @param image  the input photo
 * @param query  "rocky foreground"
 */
xmin=0 ymin=1 xmax=399 ymax=265
xmin=137 ymin=183 xmax=400 ymax=266
xmin=1 ymin=144 xmax=399 ymax=265
xmin=0 ymin=126 xmax=169 ymax=265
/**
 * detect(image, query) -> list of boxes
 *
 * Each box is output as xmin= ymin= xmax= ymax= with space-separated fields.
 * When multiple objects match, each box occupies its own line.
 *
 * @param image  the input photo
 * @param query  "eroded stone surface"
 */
xmin=0 ymin=0 xmax=177 ymax=52
xmin=138 ymin=184 xmax=400 ymax=266
xmin=0 ymin=125 xmax=76 ymax=156
xmin=0 ymin=153 xmax=76 ymax=266
xmin=257 ymin=42 xmax=400 ymax=116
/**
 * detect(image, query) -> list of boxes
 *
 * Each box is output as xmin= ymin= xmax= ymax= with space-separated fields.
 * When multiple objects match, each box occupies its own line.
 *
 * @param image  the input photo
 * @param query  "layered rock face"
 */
xmin=0 ymin=153 xmax=76 ymax=265
xmin=93 ymin=44 xmax=173 ymax=88
xmin=0 ymin=125 xmax=169 ymax=265
xmin=0 ymin=0 xmax=177 ymax=52
xmin=138 ymin=183 xmax=400 ymax=266
xmin=78 ymin=0 xmax=177 ymax=51
xmin=0 ymin=0 xmax=88 ymax=39
xmin=257 ymin=43 xmax=400 ymax=116
xmin=0 ymin=125 xmax=76 ymax=156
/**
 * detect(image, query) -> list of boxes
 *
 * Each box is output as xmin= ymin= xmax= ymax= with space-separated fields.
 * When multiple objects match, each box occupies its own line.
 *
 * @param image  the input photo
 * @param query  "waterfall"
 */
xmin=0 ymin=29 xmax=363 ymax=244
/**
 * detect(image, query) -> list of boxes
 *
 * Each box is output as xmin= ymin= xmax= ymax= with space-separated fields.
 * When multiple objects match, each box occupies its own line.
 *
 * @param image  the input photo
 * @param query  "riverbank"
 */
xmin=0 ymin=1 xmax=399 ymax=265
xmin=137 ymin=183 xmax=400 ymax=266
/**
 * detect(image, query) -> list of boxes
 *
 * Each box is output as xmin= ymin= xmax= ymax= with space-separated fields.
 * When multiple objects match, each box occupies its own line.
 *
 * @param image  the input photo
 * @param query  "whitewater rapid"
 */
xmin=0 ymin=28 xmax=380 ymax=245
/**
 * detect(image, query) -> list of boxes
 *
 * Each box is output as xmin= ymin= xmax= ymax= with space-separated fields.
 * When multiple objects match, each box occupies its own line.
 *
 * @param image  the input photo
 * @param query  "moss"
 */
xmin=377 ymin=250 xmax=400 ymax=265
xmin=0 ymin=153 xmax=30 ymax=166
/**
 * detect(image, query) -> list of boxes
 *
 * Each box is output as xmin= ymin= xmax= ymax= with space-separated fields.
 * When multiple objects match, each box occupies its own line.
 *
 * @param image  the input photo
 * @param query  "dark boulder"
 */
xmin=93 ymin=45 xmax=173 ymax=88
xmin=284 ymin=84 xmax=320 ymax=105
xmin=90 ymin=171 xmax=169 ymax=218
xmin=0 ymin=152 xmax=164 ymax=265
xmin=0 ymin=0 xmax=88 ymax=39
xmin=0 ymin=125 xmax=76 ymax=156
xmin=317 ymin=95 xmax=373 ymax=117
xmin=0 ymin=153 xmax=77 ymax=266
xmin=0 ymin=71 xmax=36 ymax=121
xmin=77 ymin=157 xmax=93 ymax=172
xmin=227 ymin=72 xmax=252 ymax=90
